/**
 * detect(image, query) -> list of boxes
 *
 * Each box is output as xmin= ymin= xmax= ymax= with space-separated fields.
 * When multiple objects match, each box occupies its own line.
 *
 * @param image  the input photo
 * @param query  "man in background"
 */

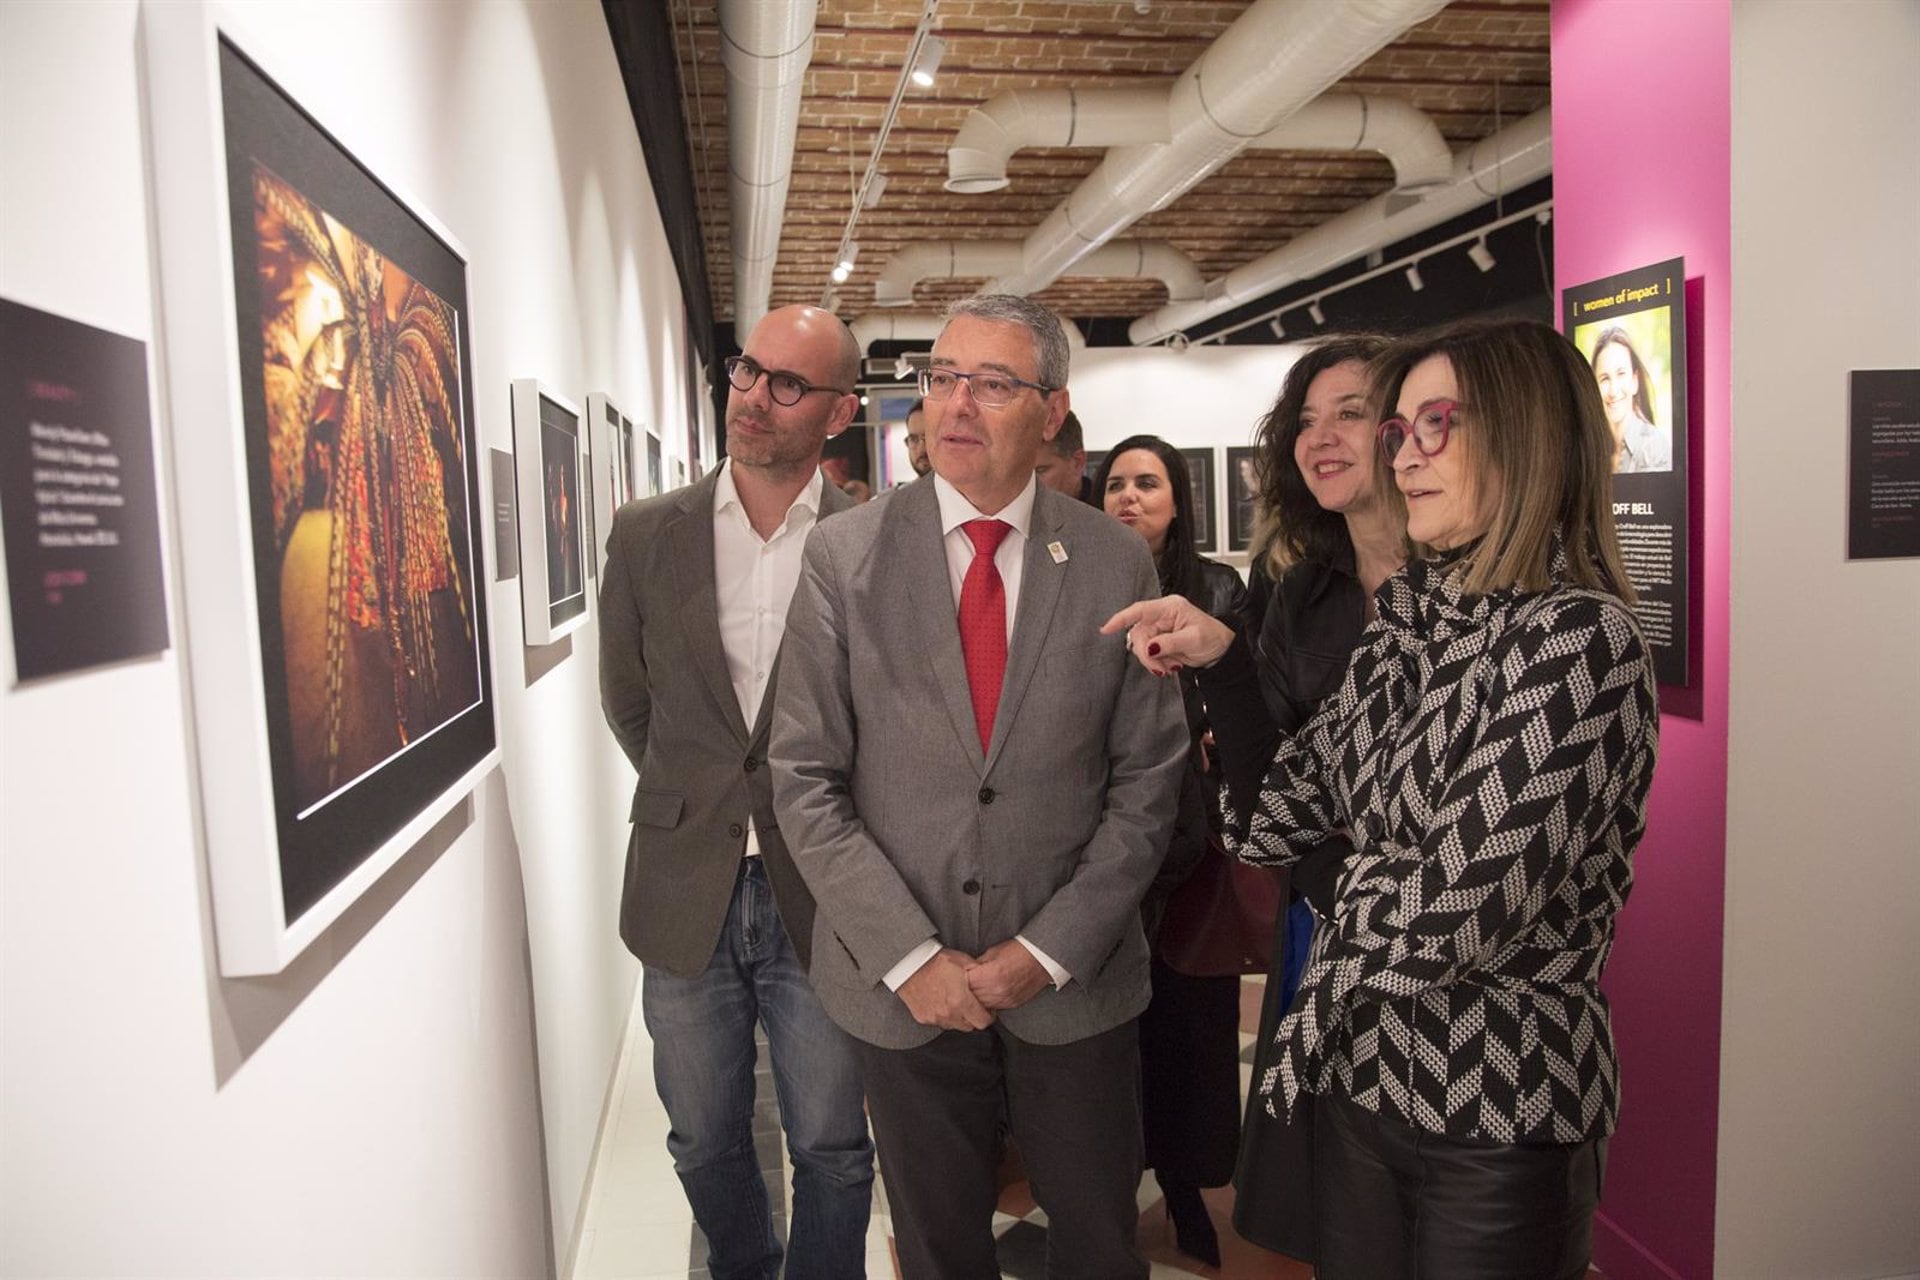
xmin=903 ymin=397 xmax=933 ymax=479
xmin=1034 ymin=409 xmax=1094 ymax=504
xmin=600 ymin=304 xmax=875 ymax=1280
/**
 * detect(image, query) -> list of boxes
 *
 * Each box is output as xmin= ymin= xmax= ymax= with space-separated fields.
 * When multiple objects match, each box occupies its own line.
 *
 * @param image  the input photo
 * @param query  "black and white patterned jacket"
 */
xmin=1206 ymin=553 xmax=1659 ymax=1145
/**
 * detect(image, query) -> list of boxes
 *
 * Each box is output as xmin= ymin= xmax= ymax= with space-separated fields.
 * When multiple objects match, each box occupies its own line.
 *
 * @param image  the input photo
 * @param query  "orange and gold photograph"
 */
xmin=251 ymin=163 xmax=482 ymax=814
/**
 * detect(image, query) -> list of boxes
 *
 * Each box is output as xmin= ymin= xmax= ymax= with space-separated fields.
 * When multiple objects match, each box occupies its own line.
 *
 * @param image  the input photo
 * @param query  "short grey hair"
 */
xmin=945 ymin=294 xmax=1071 ymax=391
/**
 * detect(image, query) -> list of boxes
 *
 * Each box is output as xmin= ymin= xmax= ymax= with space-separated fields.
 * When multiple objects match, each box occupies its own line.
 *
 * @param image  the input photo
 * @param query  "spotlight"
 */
xmin=1308 ymin=300 xmax=1326 ymax=326
xmin=1267 ymin=317 xmax=1286 ymax=340
xmin=909 ymin=35 xmax=946 ymax=88
xmin=1467 ymin=237 xmax=1496 ymax=273
xmin=831 ymin=241 xmax=860 ymax=284
xmin=893 ymin=354 xmax=914 ymax=380
xmin=862 ymin=172 xmax=888 ymax=210
xmin=1404 ymin=262 xmax=1425 ymax=292
xmin=859 ymin=393 xmax=870 ymax=406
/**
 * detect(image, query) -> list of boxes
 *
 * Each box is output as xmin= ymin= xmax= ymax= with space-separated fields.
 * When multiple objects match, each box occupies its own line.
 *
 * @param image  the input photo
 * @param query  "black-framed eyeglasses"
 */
xmin=1379 ymin=398 xmax=1464 ymax=459
xmin=724 ymin=355 xmax=850 ymax=407
xmin=919 ymin=367 xmax=1055 ymax=409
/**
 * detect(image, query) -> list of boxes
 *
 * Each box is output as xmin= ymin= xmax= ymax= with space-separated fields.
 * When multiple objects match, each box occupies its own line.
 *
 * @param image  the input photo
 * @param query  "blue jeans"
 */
xmin=642 ymin=858 xmax=874 ymax=1280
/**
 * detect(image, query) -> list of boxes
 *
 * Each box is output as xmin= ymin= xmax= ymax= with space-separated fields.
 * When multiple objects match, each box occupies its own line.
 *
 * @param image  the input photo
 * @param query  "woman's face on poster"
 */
xmin=1593 ymin=340 xmax=1640 ymax=432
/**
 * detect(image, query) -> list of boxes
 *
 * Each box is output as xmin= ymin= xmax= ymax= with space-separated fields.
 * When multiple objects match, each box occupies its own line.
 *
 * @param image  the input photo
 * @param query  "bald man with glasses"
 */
xmin=600 ymin=304 xmax=875 ymax=1280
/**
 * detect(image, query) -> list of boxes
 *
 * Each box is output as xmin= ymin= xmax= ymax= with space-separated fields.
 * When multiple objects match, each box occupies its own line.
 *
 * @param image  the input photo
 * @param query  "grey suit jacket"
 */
xmin=599 ymin=467 xmax=855 ymax=976
xmin=771 ymin=479 xmax=1187 ymax=1049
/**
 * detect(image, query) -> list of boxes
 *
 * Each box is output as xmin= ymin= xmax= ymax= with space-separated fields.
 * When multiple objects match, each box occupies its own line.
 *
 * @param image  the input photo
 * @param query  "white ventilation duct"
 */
xmin=871 ymin=239 xmax=1204 ymax=307
xmin=719 ymin=0 xmax=818 ymax=334
xmin=985 ymin=0 xmax=1450 ymax=299
xmin=1127 ymin=108 xmax=1552 ymax=345
xmin=848 ymin=312 xmax=1086 ymax=354
xmin=949 ymin=89 xmax=1451 ymax=195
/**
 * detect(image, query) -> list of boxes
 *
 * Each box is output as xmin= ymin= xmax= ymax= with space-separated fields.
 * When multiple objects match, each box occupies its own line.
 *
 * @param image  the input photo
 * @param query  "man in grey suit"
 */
xmin=773 ymin=295 xmax=1187 ymax=1278
xmin=600 ymin=305 xmax=874 ymax=1280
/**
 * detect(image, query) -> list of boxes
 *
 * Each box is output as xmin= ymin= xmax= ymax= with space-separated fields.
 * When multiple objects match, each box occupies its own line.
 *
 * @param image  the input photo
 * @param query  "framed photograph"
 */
xmin=585 ymin=392 xmax=635 ymax=575
xmin=1180 ymin=447 xmax=1218 ymax=553
xmin=143 ymin=2 xmax=498 ymax=975
xmin=644 ymin=424 xmax=663 ymax=499
xmin=512 ymin=380 xmax=589 ymax=644
xmin=1225 ymin=445 xmax=1261 ymax=553
xmin=1563 ymin=257 xmax=1692 ymax=687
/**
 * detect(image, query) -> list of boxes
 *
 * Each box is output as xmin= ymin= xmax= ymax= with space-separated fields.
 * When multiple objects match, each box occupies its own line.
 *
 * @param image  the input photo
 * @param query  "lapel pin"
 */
xmin=1047 ymin=540 xmax=1068 ymax=564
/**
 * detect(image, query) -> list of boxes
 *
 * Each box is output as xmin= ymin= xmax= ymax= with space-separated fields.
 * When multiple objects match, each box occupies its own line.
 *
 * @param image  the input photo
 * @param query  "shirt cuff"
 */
xmin=882 ymin=938 xmax=942 ymax=991
xmin=1016 ymin=935 xmax=1072 ymax=988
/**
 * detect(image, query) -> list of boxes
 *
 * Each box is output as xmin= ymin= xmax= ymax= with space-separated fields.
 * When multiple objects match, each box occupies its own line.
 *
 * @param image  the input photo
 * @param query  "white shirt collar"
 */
xmin=931 ymin=472 xmax=1038 ymax=539
xmin=713 ymin=457 xmax=825 ymax=531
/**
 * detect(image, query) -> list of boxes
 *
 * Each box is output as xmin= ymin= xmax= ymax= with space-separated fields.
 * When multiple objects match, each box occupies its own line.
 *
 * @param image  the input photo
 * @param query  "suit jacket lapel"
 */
xmin=985 ymin=487 xmax=1067 ymax=772
xmin=745 ymin=478 xmax=857 ymax=748
xmin=897 ymin=481 xmax=989 ymax=774
xmin=668 ymin=472 xmax=749 ymax=746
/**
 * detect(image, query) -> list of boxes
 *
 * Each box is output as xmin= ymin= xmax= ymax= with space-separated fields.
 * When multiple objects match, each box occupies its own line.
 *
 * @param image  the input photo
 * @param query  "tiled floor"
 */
xmin=569 ymin=977 xmax=1597 ymax=1280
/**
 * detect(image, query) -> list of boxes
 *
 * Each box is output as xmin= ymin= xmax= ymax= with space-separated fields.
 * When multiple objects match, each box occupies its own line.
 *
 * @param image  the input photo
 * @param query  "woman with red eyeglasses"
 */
xmin=1105 ymin=318 xmax=1658 ymax=1278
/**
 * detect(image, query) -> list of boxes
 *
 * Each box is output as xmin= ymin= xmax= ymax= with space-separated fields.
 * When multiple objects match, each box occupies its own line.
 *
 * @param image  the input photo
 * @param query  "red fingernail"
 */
xmin=1147 ymin=642 xmax=1161 ymax=656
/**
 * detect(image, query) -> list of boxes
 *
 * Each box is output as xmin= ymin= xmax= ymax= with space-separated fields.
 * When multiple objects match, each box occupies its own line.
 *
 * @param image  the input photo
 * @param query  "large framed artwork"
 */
xmin=142 ymin=3 xmax=499 ymax=975
xmin=585 ymin=392 xmax=635 ymax=576
xmin=512 ymin=380 xmax=589 ymax=644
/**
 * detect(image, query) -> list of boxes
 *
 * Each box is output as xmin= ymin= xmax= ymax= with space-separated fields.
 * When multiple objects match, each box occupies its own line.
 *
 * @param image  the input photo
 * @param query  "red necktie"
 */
xmin=958 ymin=519 xmax=1012 ymax=752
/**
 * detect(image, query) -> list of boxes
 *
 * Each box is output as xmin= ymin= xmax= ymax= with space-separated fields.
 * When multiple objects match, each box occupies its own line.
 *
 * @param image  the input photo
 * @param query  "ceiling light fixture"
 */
xmin=1468 ymin=237 xmax=1496 ymax=273
xmin=909 ymin=34 xmax=946 ymax=88
xmin=893 ymin=354 xmax=915 ymax=380
xmin=831 ymin=241 xmax=860 ymax=284
xmin=1268 ymin=317 xmax=1286 ymax=340
xmin=1405 ymin=262 xmax=1424 ymax=292
xmin=1308 ymin=299 xmax=1326 ymax=326
xmin=862 ymin=172 xmax=889 ymax=210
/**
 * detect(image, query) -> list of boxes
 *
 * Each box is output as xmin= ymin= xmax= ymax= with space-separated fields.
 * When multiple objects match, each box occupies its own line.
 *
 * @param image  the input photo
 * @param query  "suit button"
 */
xmin=743 ymin=756 xmax=760 ymax=773
xmin=728 ymin=822 xmax=744 ymax=839
xmin=978 ymin=786 xmax=995 ymax=804
xmin=1363 ymin=814 xmax=1383 ymax=842
xmin=962 ymin=879 xmax=981 ymax=895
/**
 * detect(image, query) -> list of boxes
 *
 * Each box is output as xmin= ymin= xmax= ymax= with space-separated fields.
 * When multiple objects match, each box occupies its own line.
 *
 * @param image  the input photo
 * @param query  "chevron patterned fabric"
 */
xmin=1218 ymin=554 xmax=1659 ymax=1146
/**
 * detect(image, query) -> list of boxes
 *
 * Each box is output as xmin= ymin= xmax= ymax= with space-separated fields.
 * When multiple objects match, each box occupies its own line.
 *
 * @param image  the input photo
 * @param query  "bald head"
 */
xmin=752 ymin=304 xmax=860 ymax=394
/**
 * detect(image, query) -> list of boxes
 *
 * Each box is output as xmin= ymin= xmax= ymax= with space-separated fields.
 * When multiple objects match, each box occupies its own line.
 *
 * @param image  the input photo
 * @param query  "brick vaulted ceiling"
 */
xmin=665 ymin=0 xmax=1550 ymax=335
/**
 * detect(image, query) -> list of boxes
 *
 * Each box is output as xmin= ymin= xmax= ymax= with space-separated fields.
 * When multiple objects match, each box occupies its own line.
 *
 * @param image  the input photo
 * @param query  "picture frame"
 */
xmin=1225 ymin=445 xmax=1261 ymax=554
xmin=143 ymin=1 xmax=499 ymax=975
xmin=512 ymin=379 xmax=590 ymax=645
xmin=1180 ymin=447 xmax=1218 ymax=553
xmin=585 ymin=392 xmax=635 ymax=575
xmin=644 ymin=423 xmax=663 ymax=499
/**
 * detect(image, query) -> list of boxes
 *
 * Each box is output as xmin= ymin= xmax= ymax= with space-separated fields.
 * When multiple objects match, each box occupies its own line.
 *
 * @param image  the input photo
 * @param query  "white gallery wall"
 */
xmin=1721 ymin=2 xmax=1920 ymax=1276
xmin=1 ymin=1 xmax=686 ymax=1274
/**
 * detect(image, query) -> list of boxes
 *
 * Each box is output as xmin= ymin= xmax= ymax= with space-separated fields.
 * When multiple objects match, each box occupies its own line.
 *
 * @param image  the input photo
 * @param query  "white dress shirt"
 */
xmin=884 ymin=474 xmax=1071 ymax=993
xmin=712 ymin=459 xmax=825 ymax=858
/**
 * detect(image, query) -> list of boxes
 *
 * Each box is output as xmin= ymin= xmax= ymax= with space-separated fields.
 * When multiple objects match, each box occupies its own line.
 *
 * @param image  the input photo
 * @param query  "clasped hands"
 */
xmin=898 ymin=941 xmax=1050 ymax=1032
xmin=1100 ymin=594 xmax=1236 ymax=676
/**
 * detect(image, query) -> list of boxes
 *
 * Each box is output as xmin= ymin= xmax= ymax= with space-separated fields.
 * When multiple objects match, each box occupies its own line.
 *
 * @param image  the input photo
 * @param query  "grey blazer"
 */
xmin=599 ymin=468 xmax=855 ymax=976
xmin=771 ymin=479 xmax=1188 ymax=1049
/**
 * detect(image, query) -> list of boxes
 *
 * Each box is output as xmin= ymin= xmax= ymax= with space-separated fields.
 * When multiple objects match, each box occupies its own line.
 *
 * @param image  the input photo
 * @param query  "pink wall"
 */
xmin=1551 ymin=3 xmax=1730 ymax=1278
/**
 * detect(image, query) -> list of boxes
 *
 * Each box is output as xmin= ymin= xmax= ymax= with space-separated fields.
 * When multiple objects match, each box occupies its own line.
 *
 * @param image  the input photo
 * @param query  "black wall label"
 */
xmin=1 ymin=298 xmax=170 ymax=682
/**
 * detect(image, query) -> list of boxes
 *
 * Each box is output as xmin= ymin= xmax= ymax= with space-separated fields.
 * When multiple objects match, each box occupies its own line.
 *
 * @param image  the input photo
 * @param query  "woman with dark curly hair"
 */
xmin=1107 ymin=319 xmax=1659 ymax=1278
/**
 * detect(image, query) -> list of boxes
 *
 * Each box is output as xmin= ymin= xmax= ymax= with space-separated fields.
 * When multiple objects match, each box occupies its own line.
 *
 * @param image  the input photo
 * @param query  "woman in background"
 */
xmin=1590 ymin=326 xmax=1670 ymax=472
xmin=1230 ymin=334 xmax=1404 ymax=1265
xmin=1108 ymin=319 xmax=1659 ymax=1278
xmin=1095 ymin=434 xmax=1245 ymax=1268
